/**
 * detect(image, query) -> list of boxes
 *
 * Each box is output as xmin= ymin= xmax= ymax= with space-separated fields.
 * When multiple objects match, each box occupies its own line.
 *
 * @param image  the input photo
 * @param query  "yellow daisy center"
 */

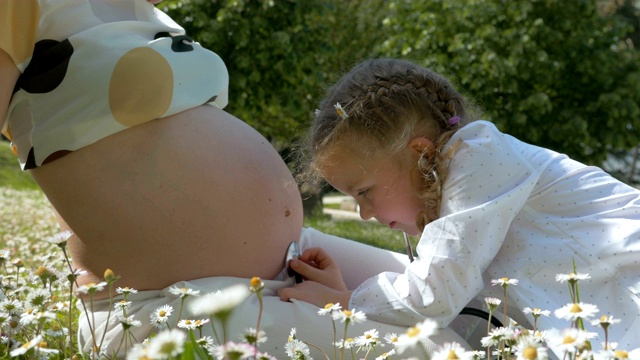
xmin=447 ymin=350 xmax=459 ymax=360
xmin=614 ymin=350 xmax=629 ymax=359
xmin=569 ymin=304 xmax=582 ymax=313
xmin=250 ymin=277 xmax=262 ymax=287
xmin=342 ymin=310 xmax=352 ymax=317
xmin=406 ymin=326 xmax=420 ymax=338
xmin=562 ymin=335 xmax=576 ymax=344
xmin=159 ymin=310 xmax=167 ymax=317
xmin=501 ymin=277 xmax=509 ymax=282
xmin=523 ymin=347 xmax=537 ymax=360
xmin=324 ymin=303 xmax=334 ymax=309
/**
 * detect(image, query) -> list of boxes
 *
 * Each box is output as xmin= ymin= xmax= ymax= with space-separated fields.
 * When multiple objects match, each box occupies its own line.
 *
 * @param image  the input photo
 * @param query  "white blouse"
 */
xmin=349 ymin=121 xmax=640 ymax=352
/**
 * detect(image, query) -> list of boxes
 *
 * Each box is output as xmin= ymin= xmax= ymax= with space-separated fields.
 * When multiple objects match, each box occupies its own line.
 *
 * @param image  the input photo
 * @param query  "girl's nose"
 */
xmin=358 ymin=202 xmax=375 ymax=221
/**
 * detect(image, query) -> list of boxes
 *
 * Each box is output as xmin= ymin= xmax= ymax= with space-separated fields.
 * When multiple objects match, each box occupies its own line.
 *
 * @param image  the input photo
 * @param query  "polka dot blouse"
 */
xmin=350 ymin=121 xmax=640 ymax=352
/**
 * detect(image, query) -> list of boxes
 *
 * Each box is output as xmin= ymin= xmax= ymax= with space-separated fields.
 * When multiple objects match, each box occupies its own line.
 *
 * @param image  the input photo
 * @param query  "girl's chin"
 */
xmin=391 ymin=223 xmax=421 ymax=237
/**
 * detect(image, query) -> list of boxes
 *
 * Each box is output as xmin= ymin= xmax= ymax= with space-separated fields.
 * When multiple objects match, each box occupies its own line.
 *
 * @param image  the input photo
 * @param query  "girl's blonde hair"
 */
xmin=297 ymin=58 xmax=482 ymax=229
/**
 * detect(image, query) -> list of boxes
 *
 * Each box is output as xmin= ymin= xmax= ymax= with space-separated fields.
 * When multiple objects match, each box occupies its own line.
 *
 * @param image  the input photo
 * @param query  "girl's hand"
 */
xmin=292 ymin=247 xmax=347 ymax=290
xmin=278 ymin=281 xmax=352 ymax=308
xmin=278 ymin=247 xmax=352 ymax=307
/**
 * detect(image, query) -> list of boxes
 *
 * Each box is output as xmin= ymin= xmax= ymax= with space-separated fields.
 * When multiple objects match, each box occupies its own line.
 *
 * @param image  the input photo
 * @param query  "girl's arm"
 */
xmin=349 ymin=122 xmax=541 ymax=327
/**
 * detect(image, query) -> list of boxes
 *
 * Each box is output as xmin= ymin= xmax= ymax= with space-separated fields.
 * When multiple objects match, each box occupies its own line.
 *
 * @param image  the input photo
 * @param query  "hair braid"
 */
xmin=297 ymin=58 xmax=482 ymax=229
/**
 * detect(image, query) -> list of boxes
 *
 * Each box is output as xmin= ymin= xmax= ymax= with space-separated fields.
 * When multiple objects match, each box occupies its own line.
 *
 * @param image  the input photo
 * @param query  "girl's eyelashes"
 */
xmin=357 ymin=188 xmax=369 ymax=197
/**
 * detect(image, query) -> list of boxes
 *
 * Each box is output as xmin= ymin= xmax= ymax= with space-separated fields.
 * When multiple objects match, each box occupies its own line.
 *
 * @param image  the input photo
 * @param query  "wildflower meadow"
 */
xmin=1 ymin=186 xmax=639 ymax=359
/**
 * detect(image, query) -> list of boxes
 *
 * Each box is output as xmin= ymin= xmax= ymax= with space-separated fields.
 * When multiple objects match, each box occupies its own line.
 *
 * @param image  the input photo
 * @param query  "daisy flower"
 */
xmin=241 ymin=327 xmax=267 ymax=344
xmin=484 ymin=297 xmax=501 ymax=310
xmin=555 ymin=272 xmax=591 ymax=284
xmin=288 ymin=328 xmax=298 ymax=342
xmin=114 ymin=300 xmax=132 ymax=312
xmin=318 ymin=302 xmax=341 ymax=316
xmin=384 ymin=332 xmax=399 ymax=345
xmin=334 ymin=102 xmax=348 ymax=119
xmin=548 ymin=328 xmax=594 ymax=354
xmin=354 ymin=329 xmax=380 ymax=348
xmin=394 ymin=318 xmax=438 ymax=354
xmin=46 ymin=230 xmax=73 ymax=248
xmin=331 ymin=308 xmax=366 ymax=324
xmin=491 ymin=277 xmax=519 ymax=287
xmin=469 ymin=350 xmax=486 ymax=360
xmin=376 ymin=349 xmax=396 ymax=360
xmin=0 ymin=312 xmax=10 ymax=327
xmin=177 ymin=319 xmax=198 ymax=330
xmin=9 ymin=334 xmax=43 ymax=357
xmin=196 ymin=335 xmax=214 ymax=348
xmin=481 ymin=327 xmax=517 ymax=347
xmin=76 ymin=281 xmax=107 ymax=295
xmin=0 ymin=299 xmax=23 ymax=316
xmin=514 ymin=338 xmax=548 ymax=360
xmin=256 ymin=352 xmax=278 ymax=360
xmin=250 ymin=276 xmax=264 ymax=293
xmin=116 ymin=287 xmax=139 ymax=296
xmin=432 ymin=342 xmax=473 ymax=360
xmin=284 ymin=338 xmax=310 ymax=359
xmin=19 ymin=310 xmax=56 ymax=326
xmin=146 ymin=329 xmax=186 ymax=359
xmin=523 ymin=307 xmax=551 ymax=318
xmin=118 ymin=314 xmax=142 ymax=330
xmin=150 ymin=304 xmax=174 ymax=328
xmin=126 ymin=344 xmax=149 ymax=360
xmin=213 ymin=341 xmax=256 ymax=359
xmin=335 ymin=338 xmax=356 ymax=349
xmin=25 ymin=288 xmax=51 ymax=308
xmin=45 ymin=324 xmax=68 ymax=338
xmin=591 ymin=315 xmax=621 ymax=329
xmin=167 ymin=286 xmax=200 ymax=298
xmin=190 ymin=284 xmax=250 ymax=319
xmin=554 ymin=302 xmax=599 ymax=321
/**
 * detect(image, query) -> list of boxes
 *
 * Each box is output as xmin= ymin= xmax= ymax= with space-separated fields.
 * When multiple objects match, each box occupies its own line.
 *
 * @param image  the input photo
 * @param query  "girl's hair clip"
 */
xmin=334 ymin=102 xmax=348 ymax=120
xmin=448 ymin=116 xmax=460 ymax=125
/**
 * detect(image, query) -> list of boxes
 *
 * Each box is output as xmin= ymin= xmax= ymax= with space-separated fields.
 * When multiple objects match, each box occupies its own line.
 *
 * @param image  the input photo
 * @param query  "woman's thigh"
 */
xmin=31 ymin=105 xmax=303 ymax=292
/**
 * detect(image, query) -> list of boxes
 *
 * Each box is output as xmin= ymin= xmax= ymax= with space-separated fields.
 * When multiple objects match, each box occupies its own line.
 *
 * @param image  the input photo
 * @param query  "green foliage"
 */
xmin=303 ymin=215 xmax=414 ymax=253
xmin=377 ymin=0 xmax=640 ymax=164
xmin=0 ymin=141 xmax=39 ymax=190
xmin=160 ymin=0 xmax=387 ymax=150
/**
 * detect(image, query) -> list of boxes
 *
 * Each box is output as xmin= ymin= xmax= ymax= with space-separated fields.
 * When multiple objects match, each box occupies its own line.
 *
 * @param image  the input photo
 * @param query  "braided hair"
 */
xmin=298 ymin=58 xmax=481 ymax=230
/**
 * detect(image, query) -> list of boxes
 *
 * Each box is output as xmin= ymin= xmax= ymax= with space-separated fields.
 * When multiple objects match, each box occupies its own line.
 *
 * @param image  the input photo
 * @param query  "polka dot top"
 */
xmin=349 ymin=121 xmax=640 ymax=353
xmin=1 ymin=0 xmax=229 ymax=170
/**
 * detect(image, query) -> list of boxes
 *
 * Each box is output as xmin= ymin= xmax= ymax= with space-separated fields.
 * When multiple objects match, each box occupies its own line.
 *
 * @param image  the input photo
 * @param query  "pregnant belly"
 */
xmin=31 ymin=105 xmax=303 ymax=295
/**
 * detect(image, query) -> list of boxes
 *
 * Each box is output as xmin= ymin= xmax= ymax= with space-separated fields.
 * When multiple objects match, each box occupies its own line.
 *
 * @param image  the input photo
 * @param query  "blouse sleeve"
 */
xmin=349 ymin=121 xmax=542 ymax=327
xmin=0 ymin=0 xmax=39 ymax=71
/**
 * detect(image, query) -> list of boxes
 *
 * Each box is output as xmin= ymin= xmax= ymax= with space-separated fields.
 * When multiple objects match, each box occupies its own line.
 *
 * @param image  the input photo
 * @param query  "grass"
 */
xmin=0 ymin=142 xmax=40 ymax=191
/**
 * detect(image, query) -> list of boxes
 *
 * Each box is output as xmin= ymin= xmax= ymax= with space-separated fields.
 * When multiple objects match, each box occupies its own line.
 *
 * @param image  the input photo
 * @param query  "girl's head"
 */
xmin=298 ymin=58 xmax=480 ymax=234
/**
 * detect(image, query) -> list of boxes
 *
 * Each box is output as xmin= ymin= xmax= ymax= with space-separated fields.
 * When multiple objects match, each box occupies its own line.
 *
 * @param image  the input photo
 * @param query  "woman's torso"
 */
xmin=6 ymin=0 xmax=303 ymax=296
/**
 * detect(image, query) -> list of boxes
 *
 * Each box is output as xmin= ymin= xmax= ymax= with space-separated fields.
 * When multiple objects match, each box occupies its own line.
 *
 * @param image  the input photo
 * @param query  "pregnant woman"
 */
xmin=0 ymin=0 xmax=467 ymax=357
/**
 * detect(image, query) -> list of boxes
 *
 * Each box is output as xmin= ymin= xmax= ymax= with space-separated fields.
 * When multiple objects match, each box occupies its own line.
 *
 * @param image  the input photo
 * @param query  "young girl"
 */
xmin=278 ymin=58 xmax=640 ymax=353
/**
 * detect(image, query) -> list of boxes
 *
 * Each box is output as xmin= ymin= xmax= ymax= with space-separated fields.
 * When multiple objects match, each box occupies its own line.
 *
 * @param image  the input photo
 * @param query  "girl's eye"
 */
xmin=357 ymin=189 xmax=369 ymax=197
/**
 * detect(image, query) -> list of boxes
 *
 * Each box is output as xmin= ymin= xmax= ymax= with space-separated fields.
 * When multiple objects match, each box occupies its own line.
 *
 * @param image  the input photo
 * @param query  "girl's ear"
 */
xmin=407 ymin=137 xmax=435 ymax=158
